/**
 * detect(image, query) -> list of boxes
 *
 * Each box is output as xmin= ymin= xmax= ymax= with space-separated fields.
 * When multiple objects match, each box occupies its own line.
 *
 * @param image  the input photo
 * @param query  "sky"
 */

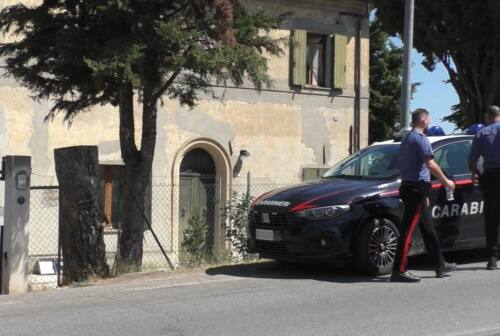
xmin=392 ymin=39 xmax=459 ymax=134
xmin=409 ymin=51 xmax=459 ymax=133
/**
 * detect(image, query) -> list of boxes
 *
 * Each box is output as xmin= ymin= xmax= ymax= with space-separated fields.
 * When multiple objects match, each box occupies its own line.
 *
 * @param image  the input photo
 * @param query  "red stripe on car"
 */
xmin=290 ymin=187 xmax=361 ymax=212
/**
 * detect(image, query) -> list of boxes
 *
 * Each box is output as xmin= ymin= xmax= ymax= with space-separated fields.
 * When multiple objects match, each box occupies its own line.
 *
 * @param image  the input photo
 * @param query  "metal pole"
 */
xmin=130 ymin=192 xmax=175 ymax=270
xmin=57 ymin=194 xmax=61 ymax=287
xmin=246 ymin=171 xmax=251 ymax=201
xmin=0 ymin=226 xmax=4 ymax=294
xmin=400 ymin=0 xmax=415 ymax=128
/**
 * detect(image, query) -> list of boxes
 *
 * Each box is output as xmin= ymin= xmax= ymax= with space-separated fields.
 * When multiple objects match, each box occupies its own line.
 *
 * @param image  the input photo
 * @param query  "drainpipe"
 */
xmin=340 ymin=10 xmax=366 ymax=153
xmin=354 ymin=16 xmax=362 ymax=152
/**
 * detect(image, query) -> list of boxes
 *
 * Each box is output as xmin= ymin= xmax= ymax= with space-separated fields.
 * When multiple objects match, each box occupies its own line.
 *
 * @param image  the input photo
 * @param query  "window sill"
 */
xmin=292 ymin=85 xmax=343 ymax=95
xmin=303 ymin=85 xmax=333 ymax=92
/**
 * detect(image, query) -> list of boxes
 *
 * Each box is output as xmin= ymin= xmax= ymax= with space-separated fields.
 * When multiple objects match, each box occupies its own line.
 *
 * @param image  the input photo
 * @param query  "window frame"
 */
xmin=305 ymin=32 xmax=330 ymax=88
xmin=290 ymin=29 xmax=347 ymax=90
xmin=432 ymin=140 xmax=473 ymax=179
xmin=98 ymin=164 xmax=125 ymax=231
xmin=103 ymin=165 xmax=114 ymax=228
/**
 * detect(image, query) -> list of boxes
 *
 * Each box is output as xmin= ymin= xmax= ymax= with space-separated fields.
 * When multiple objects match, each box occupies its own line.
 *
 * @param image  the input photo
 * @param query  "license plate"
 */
xmin=256 ymin=229 xmax=274 ymax=241
xmin=261 ymin=213 xmax=270 ymax=224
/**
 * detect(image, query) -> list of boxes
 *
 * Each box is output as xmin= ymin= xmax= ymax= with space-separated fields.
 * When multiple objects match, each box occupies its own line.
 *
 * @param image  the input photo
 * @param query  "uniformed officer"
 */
xmin=391 ymin=108 xmax=457 ymax=282
xmin=469 ymin=105 xmax=500 ymax=270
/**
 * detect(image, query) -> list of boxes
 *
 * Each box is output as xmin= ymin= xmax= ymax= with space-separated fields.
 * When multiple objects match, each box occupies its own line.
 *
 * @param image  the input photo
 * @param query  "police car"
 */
xmin=248 ymin=125 xmax=487 ymax=275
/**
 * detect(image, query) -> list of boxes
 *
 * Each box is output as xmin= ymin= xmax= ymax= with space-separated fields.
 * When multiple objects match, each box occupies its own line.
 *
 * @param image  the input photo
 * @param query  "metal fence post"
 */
xmin=0 ymin=226 xmax=3 ymax=293
xmin=57 ymin=189 xmax=62 ymax=287
xmin=246 ymin=171 xmax=251 ymax=201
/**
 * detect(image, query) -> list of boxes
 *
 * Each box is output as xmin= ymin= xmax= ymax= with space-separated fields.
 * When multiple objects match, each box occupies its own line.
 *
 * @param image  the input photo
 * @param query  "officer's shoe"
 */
xmin=390 ymin=271 xmax=421 ymax=283
xmin=486 ymin=259 xmax=497 ymax=270
xmin=436 ymin=262 xmax=457 ymax=278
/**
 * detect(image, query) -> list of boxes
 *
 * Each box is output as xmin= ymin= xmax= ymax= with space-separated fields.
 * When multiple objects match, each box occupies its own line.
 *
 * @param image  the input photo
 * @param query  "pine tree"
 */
xmin=369 ymin=17 xmax=404 ymax=143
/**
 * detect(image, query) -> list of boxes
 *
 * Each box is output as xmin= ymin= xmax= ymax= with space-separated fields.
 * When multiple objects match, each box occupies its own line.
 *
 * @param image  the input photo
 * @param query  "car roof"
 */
xmin=372 ymin=135 xmax=473 ymax=146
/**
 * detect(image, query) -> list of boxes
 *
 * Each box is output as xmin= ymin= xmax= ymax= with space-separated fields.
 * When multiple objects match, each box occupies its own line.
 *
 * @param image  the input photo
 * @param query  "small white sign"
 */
xmin=256 ymin=229 xmax=274 ymax=241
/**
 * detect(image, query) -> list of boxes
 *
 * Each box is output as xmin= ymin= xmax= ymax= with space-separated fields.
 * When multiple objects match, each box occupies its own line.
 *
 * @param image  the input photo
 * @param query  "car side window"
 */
xmin=434 ymin=141 xmax=472 ymax=177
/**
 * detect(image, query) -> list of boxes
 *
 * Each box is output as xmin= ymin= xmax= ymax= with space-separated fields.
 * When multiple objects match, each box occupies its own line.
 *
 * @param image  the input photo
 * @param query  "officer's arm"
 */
xmin=419 ymin=137 xmax=455 ymax=190
xmin=425 ymin=159 xmax=455 ymax=190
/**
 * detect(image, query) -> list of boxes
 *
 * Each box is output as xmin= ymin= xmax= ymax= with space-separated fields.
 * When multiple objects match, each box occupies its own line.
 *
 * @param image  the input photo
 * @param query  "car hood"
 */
xmin=252 ymin=178 xmax=392 ymax=212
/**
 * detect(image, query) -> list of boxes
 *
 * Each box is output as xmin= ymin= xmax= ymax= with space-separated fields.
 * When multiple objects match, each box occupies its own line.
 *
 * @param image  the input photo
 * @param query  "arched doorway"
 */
xmin=179 ymin=148 xmax=217 ymax=263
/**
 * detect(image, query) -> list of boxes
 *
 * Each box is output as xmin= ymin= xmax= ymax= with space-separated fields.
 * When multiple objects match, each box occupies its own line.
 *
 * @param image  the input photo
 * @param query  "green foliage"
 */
xmin=222 ymin=191 xmax=255 ymax=261
xmin=369 ymin=17 xmax=403 ymax=143
xmin=374 ymin=1 xmax=500 ymax=129
xmin=0 ymin=1 xmax=286 ymax=122
xmin=181 ymin=213 xmax=213 ymax=266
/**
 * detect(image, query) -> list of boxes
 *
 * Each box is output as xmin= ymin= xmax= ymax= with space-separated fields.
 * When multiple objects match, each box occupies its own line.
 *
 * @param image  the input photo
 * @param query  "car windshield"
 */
xmin=323 ymin=144 xmax=400 ymax=180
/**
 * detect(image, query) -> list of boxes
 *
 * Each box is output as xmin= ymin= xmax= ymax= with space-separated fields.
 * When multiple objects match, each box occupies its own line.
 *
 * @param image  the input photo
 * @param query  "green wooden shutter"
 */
xmin=291 ymin=30 xmax=307 ymax=86
xmin=332 ymin=34 xmax=348 ymax=89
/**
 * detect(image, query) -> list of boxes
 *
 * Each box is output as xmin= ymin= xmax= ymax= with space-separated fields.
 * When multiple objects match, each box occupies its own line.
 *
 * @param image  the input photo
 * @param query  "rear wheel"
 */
xmin=355 ymin=218 xmax=399 ymax=275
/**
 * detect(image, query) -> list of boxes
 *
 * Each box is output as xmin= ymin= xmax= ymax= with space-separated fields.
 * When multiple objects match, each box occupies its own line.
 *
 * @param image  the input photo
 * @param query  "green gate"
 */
xmin=178 ymin=148 xmax=217 ymax=264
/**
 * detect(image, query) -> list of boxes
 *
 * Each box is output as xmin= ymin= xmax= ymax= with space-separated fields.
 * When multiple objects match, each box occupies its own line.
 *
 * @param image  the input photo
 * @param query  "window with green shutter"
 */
xmin=332 ymin=34 xmax=348 ymax=89
xmin=291 ymin=30 xmax=307 ymax=86
xmin=290 ymin=30 xmax=348 ymax=90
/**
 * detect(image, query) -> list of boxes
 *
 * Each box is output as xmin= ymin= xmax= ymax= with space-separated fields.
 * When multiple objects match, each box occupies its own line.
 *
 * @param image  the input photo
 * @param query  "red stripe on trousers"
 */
xmin=400 ymin=203 xmax=424 ymax=273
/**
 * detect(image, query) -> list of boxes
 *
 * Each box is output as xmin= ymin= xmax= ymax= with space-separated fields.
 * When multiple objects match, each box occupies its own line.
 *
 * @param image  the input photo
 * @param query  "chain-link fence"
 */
xmin=28 ymin=186 xmax=60 ymax=291
xmin=142 ymin=176 xmax=300 ymax=270
xmin=26 ymin=175 xmax=301 ymax=289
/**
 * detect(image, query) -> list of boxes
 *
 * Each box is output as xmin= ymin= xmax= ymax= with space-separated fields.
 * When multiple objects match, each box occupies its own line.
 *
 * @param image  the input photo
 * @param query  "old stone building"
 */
xmin=0 ymin=0 xmax=370 ymax=269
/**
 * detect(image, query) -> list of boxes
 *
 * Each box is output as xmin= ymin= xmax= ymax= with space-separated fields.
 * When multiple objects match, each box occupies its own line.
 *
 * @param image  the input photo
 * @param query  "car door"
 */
xmin=429 ymin=140 xmax=484 ymax=248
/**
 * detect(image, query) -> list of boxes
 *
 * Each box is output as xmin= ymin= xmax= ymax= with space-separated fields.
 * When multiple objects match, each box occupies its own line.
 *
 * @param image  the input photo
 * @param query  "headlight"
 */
xmin=296 ymin=204 xmax=351 ymax=219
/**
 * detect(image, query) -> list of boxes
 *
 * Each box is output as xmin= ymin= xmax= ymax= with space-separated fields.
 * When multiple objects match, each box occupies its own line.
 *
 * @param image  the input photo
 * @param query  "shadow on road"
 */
xmin=206 ymin=249 xmax=489 ymax=283
xmin=206 ymin=261 xmax=389 ymax=284
xmin=410 ymin=248 xmax=489 ymax=271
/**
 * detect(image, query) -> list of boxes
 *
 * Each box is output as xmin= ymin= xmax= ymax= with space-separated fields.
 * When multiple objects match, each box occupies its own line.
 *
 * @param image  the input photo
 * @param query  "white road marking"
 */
xmin=441 ymin=325 xmax=500 ymax=336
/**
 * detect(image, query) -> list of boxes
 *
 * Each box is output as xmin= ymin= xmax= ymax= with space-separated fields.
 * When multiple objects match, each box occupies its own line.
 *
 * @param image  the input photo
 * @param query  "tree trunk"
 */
xmin=117 ymin=165 xmax=149 ymax=272
xmin=116 ymin=81 xmax=157 ymax=273
xmin=54 ymin=146 xmax=109 ymax=284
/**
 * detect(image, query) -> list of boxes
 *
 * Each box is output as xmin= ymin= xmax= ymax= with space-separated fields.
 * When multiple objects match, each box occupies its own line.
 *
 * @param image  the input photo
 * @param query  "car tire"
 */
xmin=355 ymin=218 xmax=399 ymax=276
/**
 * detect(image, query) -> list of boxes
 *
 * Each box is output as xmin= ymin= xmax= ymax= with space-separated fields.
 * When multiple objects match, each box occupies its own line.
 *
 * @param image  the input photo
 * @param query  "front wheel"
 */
xmin=355 ymin=218 xmax=399 ymax=275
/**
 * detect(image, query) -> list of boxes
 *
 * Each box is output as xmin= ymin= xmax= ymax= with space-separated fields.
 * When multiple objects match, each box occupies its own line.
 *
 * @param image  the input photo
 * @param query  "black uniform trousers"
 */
xmin=480 ymin=170 xmax=500 ymax=259
xmin=392 ymin=181 xmax=445 ymax=274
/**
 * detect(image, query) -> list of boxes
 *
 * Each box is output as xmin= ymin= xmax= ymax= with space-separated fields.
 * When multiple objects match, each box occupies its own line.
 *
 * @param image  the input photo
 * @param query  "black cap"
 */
xmin=487 ymin=105 xmax=500 ymax=116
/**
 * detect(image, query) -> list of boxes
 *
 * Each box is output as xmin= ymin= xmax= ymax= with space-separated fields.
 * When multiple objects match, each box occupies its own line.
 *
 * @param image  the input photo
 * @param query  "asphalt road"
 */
xmin=2 ymin=250 xmax=500 ymax=336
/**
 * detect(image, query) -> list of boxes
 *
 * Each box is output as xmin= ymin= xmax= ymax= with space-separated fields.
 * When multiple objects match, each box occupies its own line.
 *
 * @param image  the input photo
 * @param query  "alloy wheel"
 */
xmin=368 ymin=224 xmax=398 ymax=268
